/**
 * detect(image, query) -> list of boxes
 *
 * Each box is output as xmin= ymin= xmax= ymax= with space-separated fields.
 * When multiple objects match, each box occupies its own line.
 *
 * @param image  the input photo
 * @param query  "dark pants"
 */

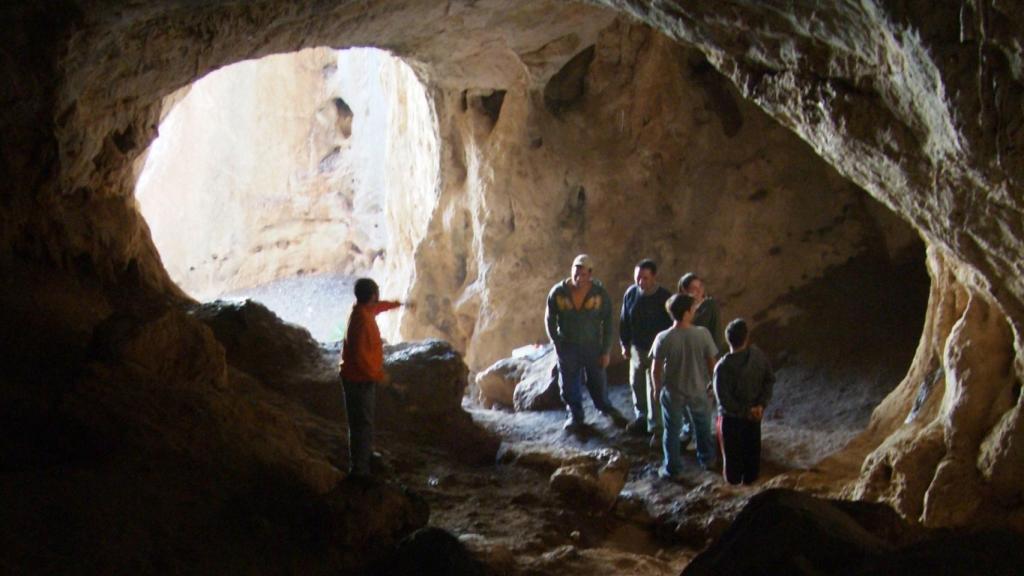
xmin=343 ymin=379 xmax=376 ymax=475
xmin=556 ymin=342 xmax=614 ymax=422
xmin=717 ymin=414 xmax=761 ymax=485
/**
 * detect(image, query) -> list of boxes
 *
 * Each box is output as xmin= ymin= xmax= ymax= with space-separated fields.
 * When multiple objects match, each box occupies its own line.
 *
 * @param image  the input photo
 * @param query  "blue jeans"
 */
xmin=556 ymin=342 xmax=614 ymax=421
xmin=660 ymin=388 xmax=715 ymax=474
xmin=343 ymin=379 xmax=376 ymax=475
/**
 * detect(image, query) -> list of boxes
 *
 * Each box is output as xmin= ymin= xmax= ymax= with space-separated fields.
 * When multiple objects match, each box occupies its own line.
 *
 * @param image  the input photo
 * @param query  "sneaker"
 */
xmin=657 ymin=467 xmax=685 ymax=482
xmin=680 ymin=421 xmax=693 ymax=449
xmin=679 ymin=431 xmax=693 ymax=450
xmin=626 ymin=417 xmax=648 ymax=435
xmin=649 ymin=433 xmax=662 ymax=450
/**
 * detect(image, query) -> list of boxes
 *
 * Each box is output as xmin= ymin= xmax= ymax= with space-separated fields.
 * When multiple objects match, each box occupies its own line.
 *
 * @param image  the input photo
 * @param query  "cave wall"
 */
xmin=598 ymin=1 xmax=1024 ymax=327
xmin=401 ymin=20 xmax=920 ymax=370
xmin=583 ymin=0 xmax=1022 ymax=530
xmin=1 ymin=0 xmax=1022 ymax=537
xmin=834 ymin=246 xmax=1024 ymax=530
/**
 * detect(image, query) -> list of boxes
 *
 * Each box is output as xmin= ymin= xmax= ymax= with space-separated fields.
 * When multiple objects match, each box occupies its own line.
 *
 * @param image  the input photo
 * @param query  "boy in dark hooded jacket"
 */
xmin=713 ymin=318 xmax=774 ymax=485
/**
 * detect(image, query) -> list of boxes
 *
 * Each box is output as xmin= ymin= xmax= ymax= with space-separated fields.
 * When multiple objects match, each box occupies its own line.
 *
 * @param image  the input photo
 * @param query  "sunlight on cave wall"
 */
xmin=135 ymin=47 xmax=439 ymax=340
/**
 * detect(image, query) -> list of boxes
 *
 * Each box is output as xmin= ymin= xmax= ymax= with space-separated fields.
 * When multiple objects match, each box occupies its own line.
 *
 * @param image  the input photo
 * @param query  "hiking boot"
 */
xmin=563 ymin=416 xmax=586 ymax=432
xmin=626 ymin=416 xmax=648 ymax=435
xmin=602 ymin=407 xmax=629 ymax=427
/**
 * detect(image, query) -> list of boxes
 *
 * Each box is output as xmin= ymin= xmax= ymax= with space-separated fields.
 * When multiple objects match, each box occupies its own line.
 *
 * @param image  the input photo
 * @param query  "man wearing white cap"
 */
xmin=545 ymin=254 xmax=628 ymax=431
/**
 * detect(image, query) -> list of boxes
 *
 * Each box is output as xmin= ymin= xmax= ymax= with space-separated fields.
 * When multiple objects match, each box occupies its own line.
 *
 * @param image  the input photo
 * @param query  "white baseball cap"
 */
xmin=572 ymin=254 xmax=593 ymax=270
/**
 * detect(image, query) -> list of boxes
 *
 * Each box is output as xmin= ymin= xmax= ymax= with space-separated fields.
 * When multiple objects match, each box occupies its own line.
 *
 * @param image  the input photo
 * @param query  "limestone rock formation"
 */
xmin=135 ymin=47 xmax=436 ymax=323
xmin=191 ymin=302 xmax=499 ymax=466
xmin=191 ymin=299 xmax=341 ymax=417
xmin=827 ymin=247 xmax=1024 ymax=530
xmin=475 ymin=357 xmax=521 ymax=409
xmin=476 ymin=344 xmax=562 ymax=411
xmin=402 ymin=18 xmax=921 ymax=372
xmin=549 ymin=448 xmax=629 ymax=509
xmin=380 ymin=340 xmax=501 ymax=464
xmin=498 ymin=443 xmax=629 ymax=508
xmin=1 ymin=292 xmax=430 ymax=572
xmin=512 ymin=348 xmax=563 ymax=412
xmin=3 ymin=0 xmax=1024 ymax=572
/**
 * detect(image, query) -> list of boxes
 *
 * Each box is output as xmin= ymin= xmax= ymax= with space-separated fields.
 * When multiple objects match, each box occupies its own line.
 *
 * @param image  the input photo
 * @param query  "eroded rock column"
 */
xmin=850 ymin=247 xmax=1023 ymax=529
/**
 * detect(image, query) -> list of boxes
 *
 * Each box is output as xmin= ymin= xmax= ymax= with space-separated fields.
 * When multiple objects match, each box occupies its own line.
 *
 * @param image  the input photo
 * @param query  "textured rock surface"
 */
xmin=3 ymin=0 xmax=1024 ymax=571
xmin=512 ymin=347 xmax=563 ymax=412
xmin=135 ymin=47 xmax=437 ymax=337
xmin=0 ymin=288 xmax=429 ymax=572
xmin=191 ymin=299 xmax=340 ymax=417
xmin=549 ymin=448 xmax=629 ymax=509
xmin=402 ymin=19 xmax=920 ymax=371
xmin=380 ymin=340 xmax=501 ymax=464
xmin=475 ymin=356 xmax=522 ymax=409
xmin=825 ymin=247 xmax=1024 ymax=529
xmin=683 ymin=489 xmax=1024 ymax=576
xmin=476 ymin=344 xmax=561 ymax=411
xmin=191 ymin=303 xmax=499 ymax=465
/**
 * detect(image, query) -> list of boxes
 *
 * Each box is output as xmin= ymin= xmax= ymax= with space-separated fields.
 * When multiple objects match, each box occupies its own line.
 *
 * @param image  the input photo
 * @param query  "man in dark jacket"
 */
xmin=678 ymin=271 xmax=726 ymax=447
xmin=713 ymin=318 xmax=775 ymax=485
xmin=678 ymin=272 xmax=726 ymax=356
xmin=620 ymin=259 xmax=673 ymax=436
xmin=546 ymin=254 xmax=627 ymax=431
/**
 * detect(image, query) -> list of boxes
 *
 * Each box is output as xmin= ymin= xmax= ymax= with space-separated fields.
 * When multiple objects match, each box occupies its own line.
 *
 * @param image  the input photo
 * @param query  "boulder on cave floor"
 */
xmin=549 ymin=448 xmax=630 ymax=509
xmin=190 ymin=299 xmax=340 ymax=417
xmin=192 ymin=301 xmax=499 ymax=465
xmin=476 ymin=344 xmax=562 ymax=412
xmin=475 ymin=356 xmax=522 ymax=408
xmin=682 ymin=488 xmax=1024 ymax=576
xmin=379 ymin=339 xmax=500 ymax=465
xmin=499 ymin=443 xmax=629 ymax=509
xmin=374 ymin=526 xmax=486 ymax=576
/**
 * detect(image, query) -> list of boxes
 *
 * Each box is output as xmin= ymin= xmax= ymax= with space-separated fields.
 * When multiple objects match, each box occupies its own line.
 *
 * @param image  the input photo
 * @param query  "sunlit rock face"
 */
xmin=402 ymin=20 xmax=920 ymax=371
xmin=1 ymin=1 xmax=1023 ymax=567
xmin=135 ymin=47 xmax=437 ymax=314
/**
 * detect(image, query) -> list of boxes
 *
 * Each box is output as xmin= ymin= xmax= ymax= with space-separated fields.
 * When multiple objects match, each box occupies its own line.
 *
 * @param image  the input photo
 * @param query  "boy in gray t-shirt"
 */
xmin=651 ymin=294 xmax=719 ymax=479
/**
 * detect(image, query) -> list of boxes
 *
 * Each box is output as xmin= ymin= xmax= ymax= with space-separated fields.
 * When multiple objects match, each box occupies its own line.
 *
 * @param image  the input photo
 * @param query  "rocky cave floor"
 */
xmin=365 ymin=364 xmax=881 ymax=575
xmin=224 ymin=271 xmax=910 ymax=575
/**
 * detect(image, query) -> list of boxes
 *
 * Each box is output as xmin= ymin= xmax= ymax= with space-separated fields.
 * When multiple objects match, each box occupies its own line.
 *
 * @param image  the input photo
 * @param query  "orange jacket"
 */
xmin=340 ymin=301 xmax=401 ymax=383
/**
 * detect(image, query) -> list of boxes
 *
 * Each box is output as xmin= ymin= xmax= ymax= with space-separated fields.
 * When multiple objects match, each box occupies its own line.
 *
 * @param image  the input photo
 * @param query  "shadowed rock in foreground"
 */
xmin=683 ymin=489 xmax=1024 ymax=576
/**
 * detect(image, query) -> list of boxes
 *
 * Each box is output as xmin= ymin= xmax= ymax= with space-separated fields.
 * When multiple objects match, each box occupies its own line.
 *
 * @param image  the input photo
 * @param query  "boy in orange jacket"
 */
xmin=339 ymin=278 xmax=406 ymax=477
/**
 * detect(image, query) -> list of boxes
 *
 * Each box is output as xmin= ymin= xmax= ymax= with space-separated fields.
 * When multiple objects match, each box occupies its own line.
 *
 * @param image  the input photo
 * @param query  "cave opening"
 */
xmin=134 ymin=47 xmax=438 ymax=341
